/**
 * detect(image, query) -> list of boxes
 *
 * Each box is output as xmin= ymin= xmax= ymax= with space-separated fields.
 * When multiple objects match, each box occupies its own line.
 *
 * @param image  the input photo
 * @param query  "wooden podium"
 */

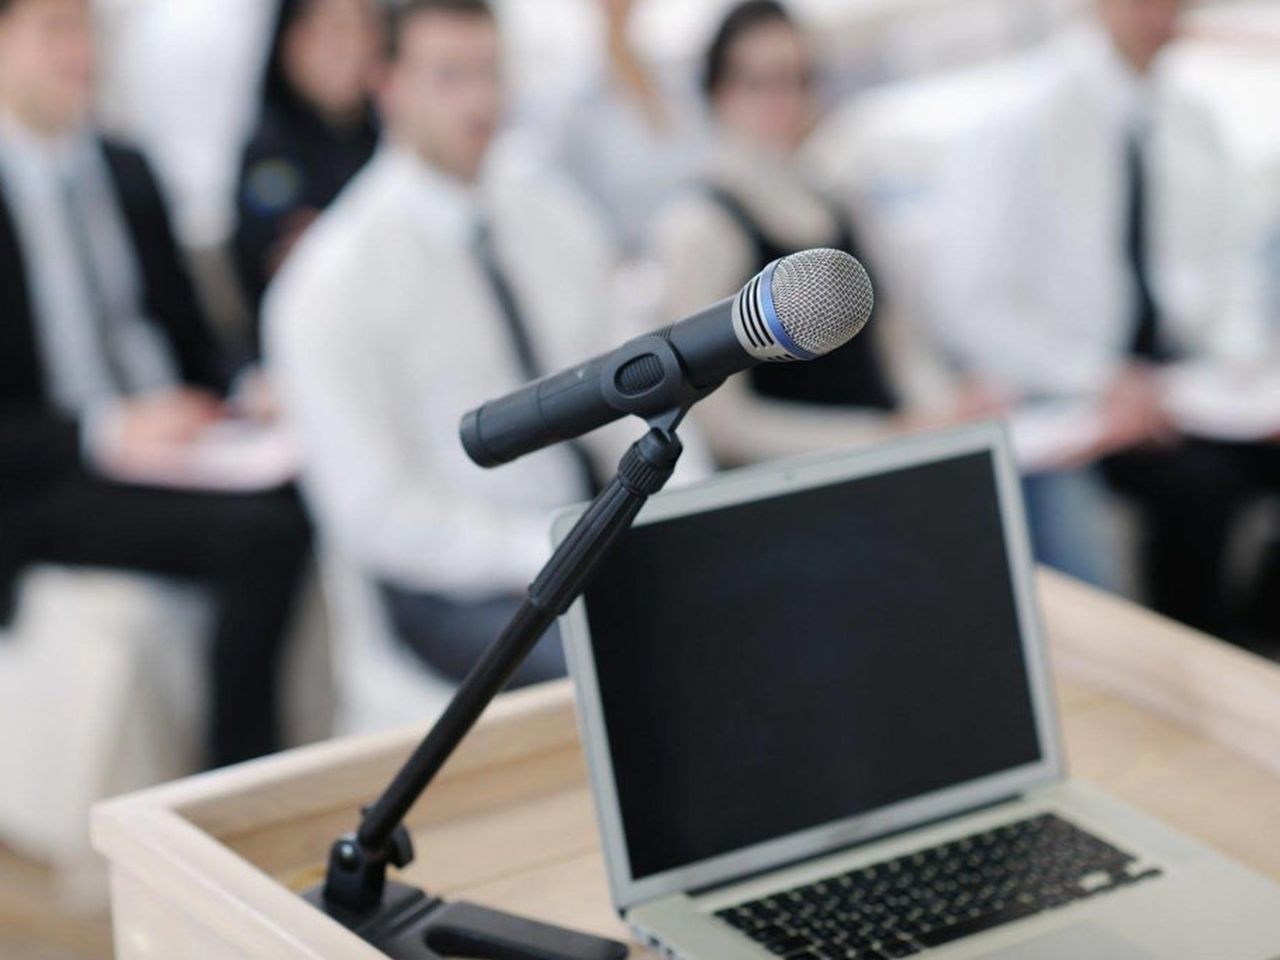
xmin=92 ymin=571 xmax=1280 ymax=959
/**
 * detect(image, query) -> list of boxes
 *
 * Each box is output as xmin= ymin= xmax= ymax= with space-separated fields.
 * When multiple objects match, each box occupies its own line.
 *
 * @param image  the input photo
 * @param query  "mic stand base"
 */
xmin=304 ymin=882 xmax=627 ymax=960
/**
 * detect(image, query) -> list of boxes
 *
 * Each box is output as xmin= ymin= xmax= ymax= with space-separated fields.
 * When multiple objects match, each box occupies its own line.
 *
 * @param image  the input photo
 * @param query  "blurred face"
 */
xmin=0 ymin=0 xmax=95 ymax=136
xmin=282 ymin=0 xmax=382 ymax=121
xmin=1097 ymin=0 xmax=1183 ymax=74
xmin=381 ymin=11 xmax=501 ymax=182
xmin=712 ymin=20 xmax=817 ymax=155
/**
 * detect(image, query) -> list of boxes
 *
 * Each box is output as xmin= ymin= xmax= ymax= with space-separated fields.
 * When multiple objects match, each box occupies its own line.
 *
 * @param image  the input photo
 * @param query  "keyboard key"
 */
xmin=915 ymin=903 xmax=1037 ymax=948
xmin=765 ymin=934 xmax=813 ymax=955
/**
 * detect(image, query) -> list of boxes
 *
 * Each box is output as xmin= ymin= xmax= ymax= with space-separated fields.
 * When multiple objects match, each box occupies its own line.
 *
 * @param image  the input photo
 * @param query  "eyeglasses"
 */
xmin=722 ymin=68 xmax=816 ymax=97
xmin=404 ymin=60 xmax=501 ymax=94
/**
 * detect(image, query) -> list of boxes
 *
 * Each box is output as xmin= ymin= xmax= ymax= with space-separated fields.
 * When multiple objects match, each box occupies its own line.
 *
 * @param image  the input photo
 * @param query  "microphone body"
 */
xmin=461 ymin=249 xmax=874 ymax=468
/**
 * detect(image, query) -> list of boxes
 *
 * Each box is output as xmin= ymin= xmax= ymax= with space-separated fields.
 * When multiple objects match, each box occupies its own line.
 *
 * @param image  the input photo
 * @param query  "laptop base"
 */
xmin=632 ymin=780 xmax=1280 ymax=959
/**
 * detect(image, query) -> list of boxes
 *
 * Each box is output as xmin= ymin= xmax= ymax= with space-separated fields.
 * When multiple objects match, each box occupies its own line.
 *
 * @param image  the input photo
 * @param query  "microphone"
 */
xmin=460 ymin=247 xmax=875 ymax=468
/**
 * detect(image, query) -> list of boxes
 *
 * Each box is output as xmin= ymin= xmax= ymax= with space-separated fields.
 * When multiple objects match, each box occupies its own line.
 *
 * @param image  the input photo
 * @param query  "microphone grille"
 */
xmin=771 ymin=248 xmax=875 ymax=358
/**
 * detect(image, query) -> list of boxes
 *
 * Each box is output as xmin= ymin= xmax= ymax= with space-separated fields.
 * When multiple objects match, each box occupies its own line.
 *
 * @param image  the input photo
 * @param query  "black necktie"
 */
xmin=1125 ymin=130 xmax=1168 ymax=363
xmin=473 ymin=220 xmax=605 ymax=499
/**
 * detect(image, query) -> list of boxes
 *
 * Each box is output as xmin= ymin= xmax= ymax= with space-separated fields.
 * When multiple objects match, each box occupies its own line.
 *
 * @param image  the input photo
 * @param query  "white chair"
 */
xmin=0 ymin=564 xmax=334 ymax=909
xmin=0 ymin=567 xmax=207 ymax=907
xmin=320 ymin=552 xmax=454 ymax=737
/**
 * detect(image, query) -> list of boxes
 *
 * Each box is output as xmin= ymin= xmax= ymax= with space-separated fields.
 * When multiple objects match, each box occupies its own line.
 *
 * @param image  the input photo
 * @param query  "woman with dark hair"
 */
xmin=656 ymin=0 xmax=979 ymax=467
xmin=233 ymin=0 xmax=382 ymax=352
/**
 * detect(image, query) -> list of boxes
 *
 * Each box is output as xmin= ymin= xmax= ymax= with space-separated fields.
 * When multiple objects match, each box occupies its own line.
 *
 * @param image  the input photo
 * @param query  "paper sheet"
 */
xmin=1008 ymin=403 xmax=1106 ymax=474
xmin=1161 ymin=364 xmax=1280 ymax=442
xmin=100 ymin=421 xmax=299 ymax=493
xmin=1008 ymin=363 xmax=1280 ymax=474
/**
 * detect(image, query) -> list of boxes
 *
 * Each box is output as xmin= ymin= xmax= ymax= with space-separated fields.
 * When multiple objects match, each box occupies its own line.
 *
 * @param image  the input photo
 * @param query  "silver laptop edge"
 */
xmin=552 ymin=420 xmax=1280 ymax=960
xmin=553 ymin=421 xmax=1063 ymax=913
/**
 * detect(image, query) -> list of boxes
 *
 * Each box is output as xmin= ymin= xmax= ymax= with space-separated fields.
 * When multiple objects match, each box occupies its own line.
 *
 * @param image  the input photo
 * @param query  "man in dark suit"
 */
xmin=0 ymin=0 xmax=310 ymax=767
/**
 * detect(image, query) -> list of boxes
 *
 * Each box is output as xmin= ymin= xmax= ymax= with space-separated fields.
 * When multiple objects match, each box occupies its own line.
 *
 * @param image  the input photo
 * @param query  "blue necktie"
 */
xmin=60 ymin=168 xmax=131 ymax=393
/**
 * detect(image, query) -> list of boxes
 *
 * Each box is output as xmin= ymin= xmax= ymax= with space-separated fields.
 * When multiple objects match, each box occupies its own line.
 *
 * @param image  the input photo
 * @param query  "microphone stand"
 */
xmin=303 ymin=411 xmax=689 ymax=960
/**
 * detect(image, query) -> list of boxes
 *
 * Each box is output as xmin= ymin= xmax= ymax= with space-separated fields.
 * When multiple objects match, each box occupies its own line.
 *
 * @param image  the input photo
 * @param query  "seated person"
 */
xmin=931 ymin=0 xmax=1278 ymax=634
xmin=655 ymin=0 xmax=984 ymax=470
xmin=268 ymin=0 xmax=704 ymax=689
xmin=0 ymin=0 xmax=311 ymax=768
xmin=548 ymin=0 xmax=705 ymax=259
xmin=233 ymin=0 xmax=382 ymax=354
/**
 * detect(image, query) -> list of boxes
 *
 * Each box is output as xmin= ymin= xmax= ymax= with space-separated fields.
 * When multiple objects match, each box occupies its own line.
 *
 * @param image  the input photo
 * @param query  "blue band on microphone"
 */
xmin=760 ymin=259 xmax=816 ymax=361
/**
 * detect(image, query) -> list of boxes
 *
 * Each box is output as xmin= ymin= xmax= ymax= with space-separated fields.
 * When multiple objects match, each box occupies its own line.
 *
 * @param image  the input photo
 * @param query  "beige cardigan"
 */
xmin=653 ymin=137 xmax=958 ymax=466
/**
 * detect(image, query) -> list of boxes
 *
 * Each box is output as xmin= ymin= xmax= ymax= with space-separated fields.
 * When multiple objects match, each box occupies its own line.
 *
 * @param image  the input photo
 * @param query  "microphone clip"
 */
xmin=600 ymin=334 xmax=720 ymax=429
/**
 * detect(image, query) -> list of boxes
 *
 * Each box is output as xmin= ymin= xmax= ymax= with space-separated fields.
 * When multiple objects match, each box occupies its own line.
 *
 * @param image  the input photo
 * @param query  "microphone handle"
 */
xmin=461 ymin=300 xmax=743 ymax=468
xmin=461 ymin=353 xmax=613 ymax=468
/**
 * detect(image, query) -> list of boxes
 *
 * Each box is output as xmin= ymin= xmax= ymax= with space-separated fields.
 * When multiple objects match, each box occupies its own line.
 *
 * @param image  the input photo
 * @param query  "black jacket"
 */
xmin=233 ymin=102 xmax=378 ymax=352
xmin=0 ymin=138 xmax=232 ymax=500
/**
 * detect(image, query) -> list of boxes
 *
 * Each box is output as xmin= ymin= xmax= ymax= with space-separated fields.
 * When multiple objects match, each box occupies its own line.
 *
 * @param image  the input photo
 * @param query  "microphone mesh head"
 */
xmin=771 ymin=249 xmax=875 ymax=358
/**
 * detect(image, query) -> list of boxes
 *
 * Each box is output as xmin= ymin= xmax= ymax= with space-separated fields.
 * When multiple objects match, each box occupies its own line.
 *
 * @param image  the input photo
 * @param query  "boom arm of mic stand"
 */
xmin=303 ymin=419 xmax=687 ymax=960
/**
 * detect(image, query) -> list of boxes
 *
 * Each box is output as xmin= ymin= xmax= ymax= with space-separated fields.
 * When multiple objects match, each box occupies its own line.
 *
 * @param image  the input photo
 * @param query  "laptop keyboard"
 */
xmin=714 ymin=813 xmax=1163 ymax=958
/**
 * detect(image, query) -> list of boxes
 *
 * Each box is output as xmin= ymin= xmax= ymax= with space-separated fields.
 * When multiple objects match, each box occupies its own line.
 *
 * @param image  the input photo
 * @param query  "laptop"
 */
xmin=552 ymin=422 xmax=1280 ymax=959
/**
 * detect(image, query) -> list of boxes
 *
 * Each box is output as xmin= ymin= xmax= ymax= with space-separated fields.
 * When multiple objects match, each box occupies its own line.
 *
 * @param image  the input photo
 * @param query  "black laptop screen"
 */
xmin=580 ymin=450 xmax=1044 ymax=882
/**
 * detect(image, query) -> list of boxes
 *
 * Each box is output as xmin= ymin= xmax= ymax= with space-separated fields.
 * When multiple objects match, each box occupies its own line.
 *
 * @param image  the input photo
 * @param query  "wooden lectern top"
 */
xmin=92 ymin=571 xmax=1280 ymax=959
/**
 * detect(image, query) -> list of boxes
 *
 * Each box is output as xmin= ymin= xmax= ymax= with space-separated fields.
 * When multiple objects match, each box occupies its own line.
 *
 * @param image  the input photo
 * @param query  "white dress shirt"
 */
xmin=0 ymin=112 xmax=178 ymax=415
xmin=267 ymin=146 xmax=707 ymax=599
xmin=654 ymin=136 xmax=956 ymax=466
xmin=931 ymin=26 xmax=1265 ymax=401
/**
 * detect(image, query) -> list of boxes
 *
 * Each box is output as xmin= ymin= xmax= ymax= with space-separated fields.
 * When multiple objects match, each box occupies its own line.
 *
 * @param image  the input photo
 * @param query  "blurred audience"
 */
xmin=656 ymin=0 xmax=982 ymax=468
xmin=3 ymin=0 xmax=1276 ymax=787
xmin=550 ymin=0 xmax=705 ymax=258
xmin=933 ymin=0 xmax=1278 ymax=635
xmin=233 ymin=0 xmax=383 ymax=355
xmin=269 ymin=0 xmax=634 ymax=688
xmin=0 ymin=0 xmax=310 ymax=766
xmin=93 ymin=0 xmax=277 ymax=250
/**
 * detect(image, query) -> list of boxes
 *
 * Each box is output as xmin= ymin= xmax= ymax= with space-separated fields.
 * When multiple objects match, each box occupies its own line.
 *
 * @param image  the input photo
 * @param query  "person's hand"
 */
xmin=111 ymin=388 xmax=225 ymax=451
xmin=952 ymin=380 xmax=1013 ymax=421
xmin=230 ymin=369 xmax=280 ymax=424
xmin=1097 ymin=365 xmax=1176 ymax=454
xmin=89 ymin=388 xmax=225 ymax=479
xmin=894 ymin=380 xmax=1013 ymax=434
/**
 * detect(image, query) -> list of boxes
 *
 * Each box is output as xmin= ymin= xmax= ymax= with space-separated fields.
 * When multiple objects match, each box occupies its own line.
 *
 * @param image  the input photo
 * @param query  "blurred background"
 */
xmin=0 ymin=0 xmax=1277 ymax=956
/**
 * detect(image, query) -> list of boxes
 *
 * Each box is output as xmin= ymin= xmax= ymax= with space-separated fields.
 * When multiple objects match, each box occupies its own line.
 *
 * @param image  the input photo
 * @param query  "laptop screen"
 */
xmin=579 ymin=449 xmax=1043 ymax=883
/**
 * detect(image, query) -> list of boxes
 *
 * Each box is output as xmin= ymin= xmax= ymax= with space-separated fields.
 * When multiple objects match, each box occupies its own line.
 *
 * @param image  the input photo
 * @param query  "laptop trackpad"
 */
xmin=981 ymin=923 xmax=1158 ymax=960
